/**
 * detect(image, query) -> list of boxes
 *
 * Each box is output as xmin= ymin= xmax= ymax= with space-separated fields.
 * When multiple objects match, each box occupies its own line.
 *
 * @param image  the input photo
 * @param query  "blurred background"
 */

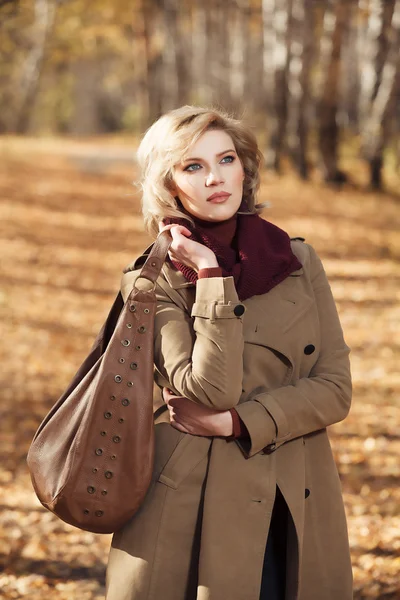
xmin=0 ymin=0 xmax=399 ymax=598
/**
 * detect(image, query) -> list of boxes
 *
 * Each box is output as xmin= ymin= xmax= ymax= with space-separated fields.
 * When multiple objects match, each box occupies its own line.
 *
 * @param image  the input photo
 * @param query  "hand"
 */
xmin=158 ymin=222 xmax=219 ymax=271
xmin=162 ymin=387 xmax=233 ymax=437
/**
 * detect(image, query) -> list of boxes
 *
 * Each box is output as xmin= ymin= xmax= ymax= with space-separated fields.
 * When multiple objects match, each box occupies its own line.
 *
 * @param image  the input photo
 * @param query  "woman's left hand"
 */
xmin=162 ymin=388 xmax=233 ymax=437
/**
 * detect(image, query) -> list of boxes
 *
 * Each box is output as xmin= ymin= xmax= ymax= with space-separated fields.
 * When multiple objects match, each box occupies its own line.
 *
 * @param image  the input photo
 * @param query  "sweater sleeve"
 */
xmin=225 ymin=408 xmax=250 ymax=440
xmin=198 ymin=267 xmax=223 ymax=278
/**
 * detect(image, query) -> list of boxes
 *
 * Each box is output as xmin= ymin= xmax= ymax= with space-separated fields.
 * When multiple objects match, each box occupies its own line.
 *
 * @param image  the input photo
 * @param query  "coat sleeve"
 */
xmin=121 ymin=271 xmax=245 ymax=410
xmin=233 ymin=244 xmax=352 ymax=458
xmin=154 ymin=276 xmax=245 ymax=410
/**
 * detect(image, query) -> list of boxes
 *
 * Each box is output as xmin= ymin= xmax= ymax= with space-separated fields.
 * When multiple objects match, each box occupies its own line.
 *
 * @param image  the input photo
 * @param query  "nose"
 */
xmin=205 ymin=168 xmax=224 ymax=186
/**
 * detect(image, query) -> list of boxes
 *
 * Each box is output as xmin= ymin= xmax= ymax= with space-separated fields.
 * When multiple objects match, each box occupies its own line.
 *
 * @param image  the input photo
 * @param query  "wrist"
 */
xmin=197 ymin=255 xmax=219 ymax=270
xmin=216 ymin=411 xmax=233 ymax=437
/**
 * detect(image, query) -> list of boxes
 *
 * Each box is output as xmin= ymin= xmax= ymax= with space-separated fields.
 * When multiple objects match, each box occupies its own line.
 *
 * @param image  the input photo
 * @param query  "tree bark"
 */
xmin=229 ymin=1 xmax=246 ymax=110
xmin=317 ymin=0 xmax=350 ymax=184
xmin=162 ymin=0 xmax=190 ymax=111
xmin=286 ymin=0 xmax=315 ymax=179
xmin=14 ymin=0 xmax=57 ymax=133
xmin=361 ymin=0 xmax=399 ymax=189
xmin=191 ymin=4 xmax=208 ymax=104
xmin=262 ymin=0 xmax=291 ymax=172
xmin=142 ymin=0 xmax=163 ymax=124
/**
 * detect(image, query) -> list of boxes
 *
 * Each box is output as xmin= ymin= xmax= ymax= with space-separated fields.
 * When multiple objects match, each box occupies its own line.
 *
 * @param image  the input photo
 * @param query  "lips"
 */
xmin=207 ymin=192 xmax=231 ymax=203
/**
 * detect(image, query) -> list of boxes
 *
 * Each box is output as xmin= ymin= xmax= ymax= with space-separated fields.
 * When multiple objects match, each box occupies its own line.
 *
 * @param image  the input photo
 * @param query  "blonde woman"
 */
xmin=105 ymin=106 xmax=353 ymax=600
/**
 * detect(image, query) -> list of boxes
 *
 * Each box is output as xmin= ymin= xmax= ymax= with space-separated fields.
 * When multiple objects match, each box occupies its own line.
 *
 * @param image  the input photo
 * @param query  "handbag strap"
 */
xmin=134 ymin=230 xmax=173 ymax=291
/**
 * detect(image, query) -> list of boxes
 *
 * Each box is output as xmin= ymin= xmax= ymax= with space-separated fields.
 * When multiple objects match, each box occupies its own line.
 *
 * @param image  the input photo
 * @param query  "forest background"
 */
xmin=0 ymin=0 xmax=399 ymax=598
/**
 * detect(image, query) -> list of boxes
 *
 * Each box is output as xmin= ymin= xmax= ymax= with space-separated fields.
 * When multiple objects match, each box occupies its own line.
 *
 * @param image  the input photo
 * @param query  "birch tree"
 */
xmin=14 ymin=0 xmax=58 ymax=133
xmin=262 ymin=0 xmax=292 ymax=172
xmin=360 ymin=0 xmax=400 ymax=189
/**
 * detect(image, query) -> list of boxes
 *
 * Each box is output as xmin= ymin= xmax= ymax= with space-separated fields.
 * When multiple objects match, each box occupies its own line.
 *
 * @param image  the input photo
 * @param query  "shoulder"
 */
xmin=290 ymin=237 xmax=325 ymax=281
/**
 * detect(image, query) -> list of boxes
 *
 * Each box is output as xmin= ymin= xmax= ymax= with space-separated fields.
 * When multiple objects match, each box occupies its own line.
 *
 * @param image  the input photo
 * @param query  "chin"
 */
xmin=204 ymin=201 xmax=240 ymax=220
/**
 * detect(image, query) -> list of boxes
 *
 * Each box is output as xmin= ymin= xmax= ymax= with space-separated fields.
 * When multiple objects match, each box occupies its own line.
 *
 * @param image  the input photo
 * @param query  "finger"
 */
xmin=167 ymin=224 xmax=193 ymax=239
xmin=158 ymin=222 xmax=173 ymax=233
xmin=163 ymin=387 xmax=181 ymax=400
xmin=166 ymin=396 xmax=188 ymax=408
xmin=170 ymin=420 xmax=190 ymax=434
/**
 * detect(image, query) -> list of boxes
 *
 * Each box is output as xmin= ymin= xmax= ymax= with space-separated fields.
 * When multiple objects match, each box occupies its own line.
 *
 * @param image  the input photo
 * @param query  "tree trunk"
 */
xmin=286 ymin=0 xmax=315 ymax=179
xmin=14 ymin=0 xmax=57 ymax=133
xmin=340 ymin=2 xmax=360 ymax=131
xmin=162 ymin=0 xmax=190 ymax=111
xmin=142 ymin=0 xmax=163 ymax=123
xmin=132 ymin=0 xmax=151 ymax=129
xmin=229 ymin=2 xmax=246 ymax=110
xmin=191 ymin=4 xmax=208 ymax=104
xmin=70 ymin=58 xmax=101 ymax=135
xmin=262 ymin=0 xmax=291 ymax=172
xmin=317 ymin=0 xmax=350 ymax=184
xmin=361 ymin=0 xmax=399 ymax=189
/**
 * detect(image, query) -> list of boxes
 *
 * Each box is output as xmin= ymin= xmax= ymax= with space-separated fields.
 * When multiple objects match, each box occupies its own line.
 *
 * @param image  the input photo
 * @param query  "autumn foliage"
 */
xmin=0 ymin=137 xmax=399 ymax=598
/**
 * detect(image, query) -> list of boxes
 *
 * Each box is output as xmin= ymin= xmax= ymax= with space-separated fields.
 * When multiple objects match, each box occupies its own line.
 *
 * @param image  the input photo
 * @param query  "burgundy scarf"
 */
xmin=163 ymin=205 xmax=302 ymax=302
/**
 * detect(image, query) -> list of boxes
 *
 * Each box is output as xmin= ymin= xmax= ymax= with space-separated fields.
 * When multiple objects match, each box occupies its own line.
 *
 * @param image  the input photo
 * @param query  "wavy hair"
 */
xmin=135 ymin=105 xmax=266 ymax=239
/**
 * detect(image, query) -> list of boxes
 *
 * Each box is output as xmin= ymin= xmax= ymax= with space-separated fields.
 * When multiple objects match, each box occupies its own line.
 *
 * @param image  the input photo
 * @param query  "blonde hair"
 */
xmin=135 ymin=105 xmax=266 ymax=239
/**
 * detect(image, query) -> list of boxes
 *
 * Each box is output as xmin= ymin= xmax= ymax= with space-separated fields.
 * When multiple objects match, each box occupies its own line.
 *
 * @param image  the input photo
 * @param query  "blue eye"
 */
xmin=184 ymin=163 xmax=201 ymax=172
xmin=183 ymin=155 xmax=235 ymax=172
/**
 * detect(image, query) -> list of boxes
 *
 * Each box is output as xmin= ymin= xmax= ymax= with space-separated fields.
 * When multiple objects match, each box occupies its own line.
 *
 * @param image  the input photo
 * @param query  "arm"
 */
xmin=234 ymin=244 xmax=352 ymax=458
xmin=152 ymin=274 xmax=245 ymax=410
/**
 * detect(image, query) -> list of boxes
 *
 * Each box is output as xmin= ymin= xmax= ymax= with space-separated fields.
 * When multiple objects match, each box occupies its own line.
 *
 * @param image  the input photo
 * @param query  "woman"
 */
xmin=105 ymin=105 xmax=353 ymax=600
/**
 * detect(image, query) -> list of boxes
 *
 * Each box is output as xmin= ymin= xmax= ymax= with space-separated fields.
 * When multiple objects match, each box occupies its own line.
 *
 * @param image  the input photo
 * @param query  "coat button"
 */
xmin=263 ymin=442 xmax=276 ymax=454
xmin=305 ymin=488 xmax=310 ymax=498
xmin=304 ymin=344 xmax=315 ymax=355
xmin=233 ymin=304 xmax=245 ymax=317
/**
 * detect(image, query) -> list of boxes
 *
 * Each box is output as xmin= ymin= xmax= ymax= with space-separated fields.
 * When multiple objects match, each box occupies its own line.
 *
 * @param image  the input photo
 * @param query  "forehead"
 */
xmin=184 ymin=129 xmax=235 ymax=157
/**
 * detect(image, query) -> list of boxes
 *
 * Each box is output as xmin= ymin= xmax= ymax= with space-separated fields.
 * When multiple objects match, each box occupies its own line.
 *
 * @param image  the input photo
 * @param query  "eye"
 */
xmin=183 ymin=155 xmax=235 ymax=172
xmin=184 ymin=163 xmax=201 ymax=172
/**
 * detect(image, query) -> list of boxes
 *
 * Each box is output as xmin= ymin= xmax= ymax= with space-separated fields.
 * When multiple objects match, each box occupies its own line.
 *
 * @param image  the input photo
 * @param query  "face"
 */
xmin=170 ymin=129 xmax=245 ymax=222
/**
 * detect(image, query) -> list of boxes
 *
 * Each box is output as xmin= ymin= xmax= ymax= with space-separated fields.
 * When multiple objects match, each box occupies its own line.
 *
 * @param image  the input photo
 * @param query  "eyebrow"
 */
xmin=182 ymin=148 xmax=237 ymax=162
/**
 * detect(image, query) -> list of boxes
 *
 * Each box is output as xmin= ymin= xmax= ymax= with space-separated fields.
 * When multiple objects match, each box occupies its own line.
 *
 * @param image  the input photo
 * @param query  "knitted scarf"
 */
xmin=163 ymin=204 xmax=302 ymax=302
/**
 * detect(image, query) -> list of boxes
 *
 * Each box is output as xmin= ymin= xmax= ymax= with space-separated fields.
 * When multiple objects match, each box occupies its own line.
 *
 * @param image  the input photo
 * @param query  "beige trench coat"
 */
xmin=105 ymin=239 xmax=353 ymax=600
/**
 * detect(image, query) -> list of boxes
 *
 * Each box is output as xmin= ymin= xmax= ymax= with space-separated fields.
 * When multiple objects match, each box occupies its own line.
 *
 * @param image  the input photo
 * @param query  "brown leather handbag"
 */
xmin=26 ymin=230 xmax=172 ymax=534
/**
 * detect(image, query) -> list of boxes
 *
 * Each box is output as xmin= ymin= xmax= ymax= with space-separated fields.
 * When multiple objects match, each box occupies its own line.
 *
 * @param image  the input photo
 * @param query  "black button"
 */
xmin=305 ymin=488 xmax=310 ymax=498
xmin=304 ymin=344 xmax=315 ymax=355
xmin=263 ymin=443 xmax=276 ymax=454
xmin=233 ymin=304 xmax=245 ymax=317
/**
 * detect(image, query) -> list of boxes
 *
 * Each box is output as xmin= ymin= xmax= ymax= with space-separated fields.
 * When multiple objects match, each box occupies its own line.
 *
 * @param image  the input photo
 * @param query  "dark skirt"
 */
xmin=259 ymin=486 xmax=288 ymax=600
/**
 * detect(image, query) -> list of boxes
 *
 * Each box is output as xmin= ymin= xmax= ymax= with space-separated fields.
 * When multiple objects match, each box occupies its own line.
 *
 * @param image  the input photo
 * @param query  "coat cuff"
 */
xmin=233 ymin=400 xmax=278 ymax=458
xmin=191 ymin=277 xmax=245 ymax=321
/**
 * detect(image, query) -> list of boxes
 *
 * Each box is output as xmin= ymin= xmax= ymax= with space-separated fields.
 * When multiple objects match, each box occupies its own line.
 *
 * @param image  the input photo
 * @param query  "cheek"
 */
xmin=231 ymin=164 xmax=245 ymax=187
xmin=175 ymin=174 xmax=195 ymax=193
